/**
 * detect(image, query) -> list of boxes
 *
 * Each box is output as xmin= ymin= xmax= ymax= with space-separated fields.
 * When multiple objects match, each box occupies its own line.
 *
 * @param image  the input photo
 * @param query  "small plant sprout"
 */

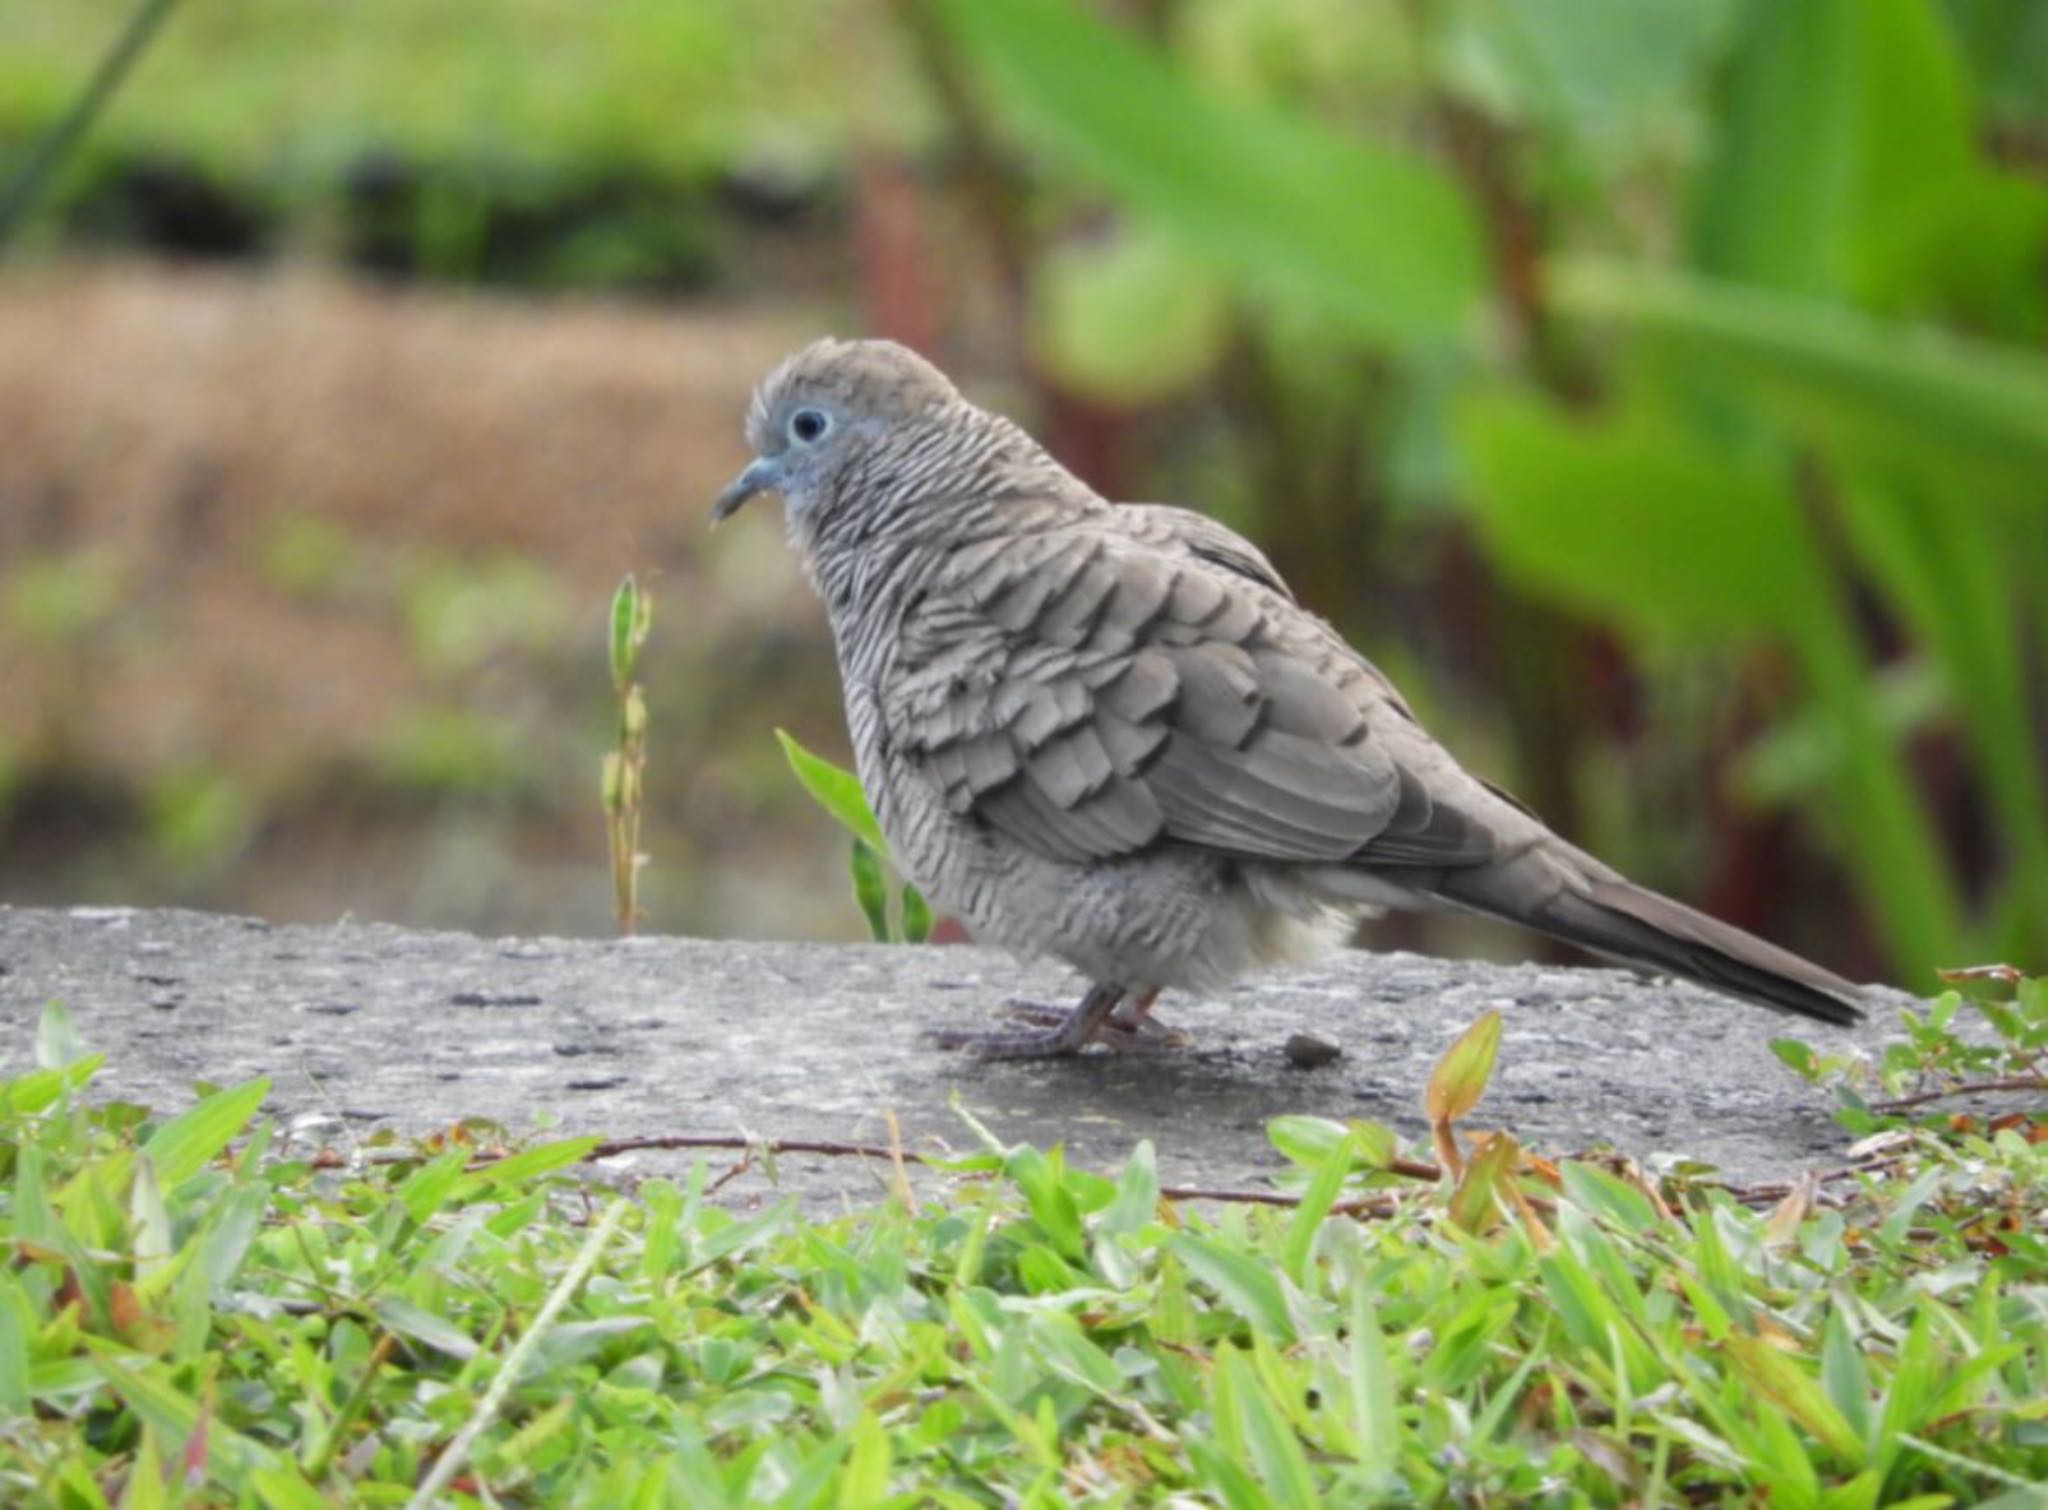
xmin=601 ymin=574 xmax=653 ymax=934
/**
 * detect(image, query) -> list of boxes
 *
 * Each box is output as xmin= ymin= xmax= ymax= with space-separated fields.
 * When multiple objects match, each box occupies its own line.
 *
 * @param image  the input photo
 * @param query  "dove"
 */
xmin=713 ymin=338 xmax=1868 ymax=1058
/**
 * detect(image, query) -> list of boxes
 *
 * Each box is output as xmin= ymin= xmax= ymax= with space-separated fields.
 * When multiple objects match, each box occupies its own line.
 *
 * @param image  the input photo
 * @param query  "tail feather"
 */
xmin=1430 ymin=852 xmax=1868 ymax=1027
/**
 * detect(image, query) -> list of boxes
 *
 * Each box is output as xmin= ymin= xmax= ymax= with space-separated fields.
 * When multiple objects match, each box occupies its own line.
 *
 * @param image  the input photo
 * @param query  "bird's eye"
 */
xmin=789 ymin=408 xmax=830 ymax=444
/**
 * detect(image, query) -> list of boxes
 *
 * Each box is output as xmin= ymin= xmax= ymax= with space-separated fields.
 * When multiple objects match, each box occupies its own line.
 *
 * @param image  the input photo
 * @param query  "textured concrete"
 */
xmin=0 ymin=906 xmax=1906 ymax=1202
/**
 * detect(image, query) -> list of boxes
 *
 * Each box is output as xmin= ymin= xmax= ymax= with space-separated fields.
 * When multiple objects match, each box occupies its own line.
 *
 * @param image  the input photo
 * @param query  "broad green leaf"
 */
xmin=1442 ymin=0 xmax=1740 ymax=170
xmin=1459 ymin=392 xmax=1812 ymax=639
xmin=1691 ymin=0 xmax=1861 ymax=295
xmin=1425 ymin=1011 xmax=1502 ymax=1127
xmin=934 ymin=0 xmax=1481 ymax=346
xmin=775 ymin=728 xmax=885 ymax=851
xmin=143 ymin=1078 xmax=269 ymax=1190
xmin=1554 ymin=262 xmax=2048 ymax=487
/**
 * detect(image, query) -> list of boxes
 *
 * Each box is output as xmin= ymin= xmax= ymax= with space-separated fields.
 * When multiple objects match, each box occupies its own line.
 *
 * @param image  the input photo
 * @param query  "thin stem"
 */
xmin=0 ymin=0 xmax=187 ymax=246
xmin=403 ymin=1199 xmax=626 ymax=1510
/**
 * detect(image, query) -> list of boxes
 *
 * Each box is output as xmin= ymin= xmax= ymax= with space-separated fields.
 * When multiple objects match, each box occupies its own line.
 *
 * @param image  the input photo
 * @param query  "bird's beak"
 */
xmin=711 ymin=457 xmax=781 ymax=525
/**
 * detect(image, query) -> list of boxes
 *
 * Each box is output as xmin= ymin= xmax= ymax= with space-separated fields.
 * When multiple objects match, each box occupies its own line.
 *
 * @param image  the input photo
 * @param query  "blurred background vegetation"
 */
xmin=1 ymin=0 xmax=2043 ymax=987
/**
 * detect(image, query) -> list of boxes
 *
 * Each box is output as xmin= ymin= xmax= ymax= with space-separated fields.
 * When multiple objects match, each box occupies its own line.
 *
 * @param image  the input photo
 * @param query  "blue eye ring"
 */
xmin=790 ymin=408 xmax=830 ymax=444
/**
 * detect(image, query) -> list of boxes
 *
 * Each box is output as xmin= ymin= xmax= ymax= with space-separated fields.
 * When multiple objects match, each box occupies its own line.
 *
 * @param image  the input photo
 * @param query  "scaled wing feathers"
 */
xmin=886 ymin=514 xmax=1504 ymax=871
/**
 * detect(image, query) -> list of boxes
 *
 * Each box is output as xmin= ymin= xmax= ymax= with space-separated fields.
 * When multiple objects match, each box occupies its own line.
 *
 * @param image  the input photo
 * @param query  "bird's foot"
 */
xmin=927 ymin=1022 xmax=1101 ymax=1060
xmin=999 ymin=998 xmax=1190 ymax=1051
xmin=928 ymin=982 xmax=1182 ymax=1059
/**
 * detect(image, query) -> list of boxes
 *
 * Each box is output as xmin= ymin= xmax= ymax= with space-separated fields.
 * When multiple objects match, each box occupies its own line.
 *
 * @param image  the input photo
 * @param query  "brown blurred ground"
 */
xmin=0 ymin=260 xmax=867 ymax=938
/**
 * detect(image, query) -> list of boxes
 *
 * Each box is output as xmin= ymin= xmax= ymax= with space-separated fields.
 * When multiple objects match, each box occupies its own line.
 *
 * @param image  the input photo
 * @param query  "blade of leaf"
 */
xmin=776 ymin=728 xmax=885 ymax=850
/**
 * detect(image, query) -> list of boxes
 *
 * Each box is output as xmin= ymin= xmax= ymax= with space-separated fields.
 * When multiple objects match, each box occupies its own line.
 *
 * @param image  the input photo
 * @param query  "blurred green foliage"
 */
xmin=0 ymin=0 xmax=861 ymax=187
xmin=931 ymin=0 xmax=2048 ymax=983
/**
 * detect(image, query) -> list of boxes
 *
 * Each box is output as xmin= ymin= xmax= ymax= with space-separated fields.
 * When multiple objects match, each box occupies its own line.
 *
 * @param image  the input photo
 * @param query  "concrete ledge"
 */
xmin=0 ymin=906 xmax=1902 ymax=1199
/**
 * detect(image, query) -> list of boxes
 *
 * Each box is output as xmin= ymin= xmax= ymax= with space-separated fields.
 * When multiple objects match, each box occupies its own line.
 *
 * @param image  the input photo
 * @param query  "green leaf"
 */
xmin=899 ymin=883 xmax=932 ymax=945
xmin=1724 ymin=1333 xmax=1865 ymax=1464
xmin=1447 ymin=1132 xmax=1519 ymax=1234
xmin=1167 ymin=1233 xmax=1297 ymax=1344
xmin=1554 ymin=262 xmax=2048 ymax=487
xmin=775 ymin=728 xmax=885 ymax=851
xmin=1426 ymin=1011 xmax=1503 ymax=1127
xmin=1279 ymin=1137 xmax=1352 ymax=1285
xmin=1096 ymin=1139 xmax=1159 ymax=1238
xmin=837 ymin=1412 xmax=891 ymax=1508
xmin=684 ymin=1198 xmax=798 ymax=1276
xmin=933 ymin=0 xmax=1481 ymax=347
xmin=848 ymin=839 xmax=890 ymax=942
xmin=455 ymin=1136 xmax=602 ymax=1198
xmin=1560 ymin=1163 xmax=1661 ymax=1233
xmin=0 ymin=1053 xmax=106 ymax=1115
xmin=1266 ymin=1115 xmax=1351 ymax=1170
xmin=1004 ymin=1147 xmax=1086 ymax=1262
xmin=1216 ymin=1344 xmax=1319 ymax=1509
xmin=1348 ymin=1288 xmax=1400 ymax=1485
xmin=1691 ymin=0 xmax=1861 ymax=295
xmin=0 ymin=1273 xmax=32 ymax=1418
xmin=143 ymin=1078 xmax=269 ymax=1190
xmin=129 ymin=1155 xmax=173 ymax=1276
xmin=92 ymin=1355 xmax=279 ymax=1486
xmin=371 ymin=1296 xmax=481 ymax=1360
xmin=395 ymin=1148 xmax=468 ymax=1226
xmin=1459 ymin=392 xmax=1812 ymax=639
xmin=608 ymin=574 xmax=641 ymax=691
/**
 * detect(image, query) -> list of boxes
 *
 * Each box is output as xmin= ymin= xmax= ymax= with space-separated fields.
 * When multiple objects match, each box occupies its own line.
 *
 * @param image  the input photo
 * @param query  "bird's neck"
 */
xmin=802 ymin=409 xmax=1104 ymax=631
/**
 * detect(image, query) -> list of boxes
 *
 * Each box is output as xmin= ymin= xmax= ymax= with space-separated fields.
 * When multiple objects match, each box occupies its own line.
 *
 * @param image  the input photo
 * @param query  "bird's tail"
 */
xmin=1427 ymin=848 xmax=1868 ymax=1027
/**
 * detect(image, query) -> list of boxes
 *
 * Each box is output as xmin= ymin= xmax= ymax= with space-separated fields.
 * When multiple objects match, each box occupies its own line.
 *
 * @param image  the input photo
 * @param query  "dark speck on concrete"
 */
xmin=451 ymin=990 xmax=543 ymax=1007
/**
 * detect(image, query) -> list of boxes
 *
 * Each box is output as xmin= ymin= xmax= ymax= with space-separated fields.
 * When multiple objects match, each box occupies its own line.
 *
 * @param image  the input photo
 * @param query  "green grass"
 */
xmin=0 ymin=0 xmax=887 ymax=189
xmin=2 ymin=987 xmax=2043 ymax=1506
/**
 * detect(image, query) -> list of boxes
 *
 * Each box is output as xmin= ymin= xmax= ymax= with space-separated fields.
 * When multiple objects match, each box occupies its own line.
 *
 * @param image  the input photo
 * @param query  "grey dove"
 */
xmin=713 ymin=338 xmax=1868 ymax=1058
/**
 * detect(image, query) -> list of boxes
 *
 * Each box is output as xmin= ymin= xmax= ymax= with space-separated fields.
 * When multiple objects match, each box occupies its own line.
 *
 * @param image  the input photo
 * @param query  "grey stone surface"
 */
xmin=0 ymin=905 xmax=1905 ymax=1203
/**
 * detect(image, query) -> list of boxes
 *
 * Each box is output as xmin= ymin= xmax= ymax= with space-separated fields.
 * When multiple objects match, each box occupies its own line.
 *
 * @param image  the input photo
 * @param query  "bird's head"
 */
xmin=711 ymin=338 xmax=965 ymax=535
